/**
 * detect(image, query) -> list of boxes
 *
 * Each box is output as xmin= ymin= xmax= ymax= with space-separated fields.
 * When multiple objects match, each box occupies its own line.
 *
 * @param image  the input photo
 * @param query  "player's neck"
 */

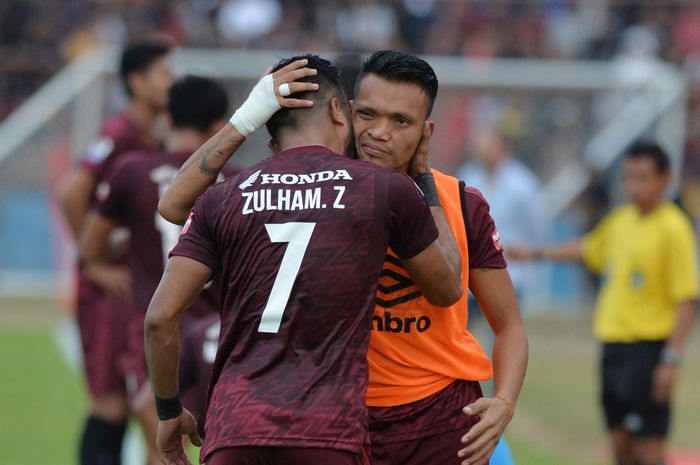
xmin=485 ymin=156 xmax=506 ymax=176
xmin=167 ymin=129 xmax=206 ymax=154
xmin=126 ymin=100 xmax=161 ymax=146
xmin=636 ymin=197 xmax=663 ymax=215
xmin=276 ymin=128 xmax=342 ymax=155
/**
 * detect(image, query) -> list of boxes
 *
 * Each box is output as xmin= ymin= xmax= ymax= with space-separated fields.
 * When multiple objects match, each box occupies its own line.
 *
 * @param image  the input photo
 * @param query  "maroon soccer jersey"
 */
xmin=96 ymin=149 xmax=226 ymax=320
xmin=170 ymin=145 xmax=438 ymax=459
xmin=75 ymin=110 xmax=159 ymax=396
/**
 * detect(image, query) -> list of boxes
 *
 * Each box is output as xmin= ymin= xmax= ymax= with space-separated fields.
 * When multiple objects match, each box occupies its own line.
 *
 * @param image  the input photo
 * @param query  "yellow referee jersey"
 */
xmin=582 ymin=202 xmax=699 ymax=342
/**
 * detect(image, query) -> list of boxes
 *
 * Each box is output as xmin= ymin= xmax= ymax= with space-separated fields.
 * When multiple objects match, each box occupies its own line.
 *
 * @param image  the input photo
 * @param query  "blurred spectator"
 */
xmin=456 ymin=126 xmax=544 ymax=300
xmin=3 ymin=0 xmax=700 ymax=119
xmin=216 ymin=0 xmax=282 ymax=43
xmin=3 ymin=0 xmax=700 ymax=231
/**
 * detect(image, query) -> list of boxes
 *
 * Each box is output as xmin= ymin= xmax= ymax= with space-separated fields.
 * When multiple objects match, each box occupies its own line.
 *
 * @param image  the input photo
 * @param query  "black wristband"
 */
xmin=155 ymin=394 xmax=183 ymax=421
xmin=414 ymin=173 xmax=441 ymax=207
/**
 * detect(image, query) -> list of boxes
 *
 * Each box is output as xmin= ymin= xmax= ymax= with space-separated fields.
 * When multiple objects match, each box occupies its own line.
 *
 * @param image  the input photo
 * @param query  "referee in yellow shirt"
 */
xmin=511 ymin=141 xmax=698 ymax=465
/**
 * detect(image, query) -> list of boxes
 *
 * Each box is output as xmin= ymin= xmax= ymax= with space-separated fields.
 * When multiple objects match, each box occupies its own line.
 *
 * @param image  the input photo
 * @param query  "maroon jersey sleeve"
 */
xmin=463 ymin=186 xmax=506 ymax=269
xmin=80 ymin=135 xmax=119 ymax=178
xmin=95 ymin=158 xmax=139 ymax=223
xmin=385 ymin=171 xmax=438 ymax=259
xmin=79 ymin=112 xmax=153 ymax=182
xmin=169 ymin=188 xmax=222 ymax=274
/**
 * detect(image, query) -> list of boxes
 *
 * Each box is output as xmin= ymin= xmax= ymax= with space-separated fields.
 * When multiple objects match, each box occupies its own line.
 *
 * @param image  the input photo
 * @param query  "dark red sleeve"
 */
xmin=464 ymin=186 xmax=506 ymax=269
xmin=169 ymin=188 xmax=222 ymax=274
xmin=385 ymin=171 xmax=439 ymax=259
xmin=95 ymin=158 xmax=138 ymax=223
xmin=79 ymin=127 xmax=137 ymax=181
xmin=221 ymin=164 xmax=240 ymax=179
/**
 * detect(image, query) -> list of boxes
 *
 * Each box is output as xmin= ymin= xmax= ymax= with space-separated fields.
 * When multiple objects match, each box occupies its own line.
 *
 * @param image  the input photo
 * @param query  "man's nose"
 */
xmin=367 ymin=119 xmax=391 ymax=141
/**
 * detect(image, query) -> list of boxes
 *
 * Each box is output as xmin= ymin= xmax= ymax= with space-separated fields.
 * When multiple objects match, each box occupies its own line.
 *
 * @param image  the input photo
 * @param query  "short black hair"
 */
xmin=625 ymin=141 xmax=670 ymax=174
xmin=356 ymin=50 xmax=438 ymax=116
xmin=168 ymin=76 xmax=228 ymax=131
xmin=119 ymin=42 xmax=171 ymax=97
xmin=265 ymin=54 xmax=346 ymax=141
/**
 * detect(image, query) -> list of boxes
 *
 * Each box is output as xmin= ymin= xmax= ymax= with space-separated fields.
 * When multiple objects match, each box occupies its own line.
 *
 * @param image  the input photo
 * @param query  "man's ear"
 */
xmin=127 ymin=73 xmax=144 ymax=98
xmin=329 ymin=97 xmax=346 ymax=125
xmin=425 ymin=120 xmax=435 ymax=138
xmin=267 ymin=137 xmax=280 ymax=153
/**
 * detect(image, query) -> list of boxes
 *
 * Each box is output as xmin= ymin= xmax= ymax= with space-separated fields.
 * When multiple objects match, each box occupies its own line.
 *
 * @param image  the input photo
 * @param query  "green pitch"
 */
xmin=1 ymin=299 xmax=698 ymax=465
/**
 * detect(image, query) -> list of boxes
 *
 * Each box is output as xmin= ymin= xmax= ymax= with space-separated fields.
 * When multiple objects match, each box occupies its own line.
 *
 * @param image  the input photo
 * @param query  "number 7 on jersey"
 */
xmin=258 ymin=222 xmax=316 ymax=333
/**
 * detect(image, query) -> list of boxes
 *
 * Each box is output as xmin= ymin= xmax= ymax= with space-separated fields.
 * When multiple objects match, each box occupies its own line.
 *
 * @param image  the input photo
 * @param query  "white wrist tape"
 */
xmin=229 ymin=74 xmax=281 ymax=137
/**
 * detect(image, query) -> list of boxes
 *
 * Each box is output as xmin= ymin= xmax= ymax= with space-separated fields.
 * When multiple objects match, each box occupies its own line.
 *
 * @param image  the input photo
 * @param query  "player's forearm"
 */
xmin=145 ymin=257 xmax=213 ymax=397
xmin=491 ymin=322 xmax=528 ymax=412
xmin=79 ymin=213 xmax=113 ymax=264
xmin=159 ymin=123 xmax=245 ymax=225
xmin=145 ymin=300 xmax=182 ymax=398
xmin=430 ymin=205 xmax=463 ymax=279
xmin=537 ymin=239 xmax=583 ymax=262
xmin=665 ymin=300 xmax=697 ymax=356
xmin=57 ymin=181 xmax=91 ymax=240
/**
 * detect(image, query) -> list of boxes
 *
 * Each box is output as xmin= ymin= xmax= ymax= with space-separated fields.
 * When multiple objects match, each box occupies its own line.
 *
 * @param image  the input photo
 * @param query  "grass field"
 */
xmin=1 ymin=298 xmax=698 ymax=465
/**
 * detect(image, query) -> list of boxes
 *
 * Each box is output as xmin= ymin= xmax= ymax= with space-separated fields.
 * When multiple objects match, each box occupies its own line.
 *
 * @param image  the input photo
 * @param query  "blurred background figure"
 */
xmin=455 ymin=124 xmax=542 ymax=465
xmin=509 ymin=141 xmax=699 ymax=465
xmin=56 ymin=41 xmax=172 ymax=465
xmin=457 ymin=125 xmax=544 ymax=307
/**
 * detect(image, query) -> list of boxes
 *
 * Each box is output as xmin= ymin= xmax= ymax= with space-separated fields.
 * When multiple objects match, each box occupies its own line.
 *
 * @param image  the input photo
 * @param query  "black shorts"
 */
xmin=601 ymin=341 xmax=670 ymax=437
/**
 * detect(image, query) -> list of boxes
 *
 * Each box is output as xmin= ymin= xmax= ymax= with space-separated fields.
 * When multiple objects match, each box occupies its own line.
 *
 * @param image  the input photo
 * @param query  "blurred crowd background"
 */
xmin=3 ymin=0 xmax=700 ymax=218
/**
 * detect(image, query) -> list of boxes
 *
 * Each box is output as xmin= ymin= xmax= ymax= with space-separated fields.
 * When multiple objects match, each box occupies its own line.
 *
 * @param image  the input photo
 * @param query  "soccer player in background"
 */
xmin=145 ymin=55 xmax=464 ymax=465
xmin=56 ymin=41 xmax=172 ymax=465
xmin=510 ymin=142 xmax=698 ymax=465
xmin=79 ymin=76 xmax=231 ymax=461
xmin=159 ymin=50 xmax=529 ymax=465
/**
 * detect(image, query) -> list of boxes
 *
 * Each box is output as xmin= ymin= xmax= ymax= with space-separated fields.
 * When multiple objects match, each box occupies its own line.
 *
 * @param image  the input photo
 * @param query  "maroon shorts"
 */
xmin=206 ymin=446 xmax=369 ymax=465
xmin=368 ymin=380 xmax=482 ymax=465
xmin=76 ymin=273 xmax=131 ymax=397
xmin=179 ymin=314 xmax=220 ymax=435
xmin=119 ymin=309 xmax=150 ymax=400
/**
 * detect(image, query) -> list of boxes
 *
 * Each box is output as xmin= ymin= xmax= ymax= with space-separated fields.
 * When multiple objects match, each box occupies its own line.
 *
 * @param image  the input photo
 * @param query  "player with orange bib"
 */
xmin=351 ymin=51 xmax=527 ymax=465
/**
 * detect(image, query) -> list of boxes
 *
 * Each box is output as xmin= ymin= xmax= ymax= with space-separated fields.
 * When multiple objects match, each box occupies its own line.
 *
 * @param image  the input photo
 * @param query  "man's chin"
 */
xmin=358 ymin=151 xmax=391 ymax=169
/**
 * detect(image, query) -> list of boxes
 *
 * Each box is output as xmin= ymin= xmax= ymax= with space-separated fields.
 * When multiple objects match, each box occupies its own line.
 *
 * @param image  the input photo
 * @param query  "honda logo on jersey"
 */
xmin=239 ymin=170 xmax=261 ymax=190
xmin=239 ymin=169 xmax=353 ymax=190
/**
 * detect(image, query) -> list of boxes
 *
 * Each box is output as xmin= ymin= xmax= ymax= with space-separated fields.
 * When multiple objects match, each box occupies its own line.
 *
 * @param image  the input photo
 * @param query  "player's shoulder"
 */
xmin=104 ymin=149 xmax=146 ymax=176
xmin=111 ymin=149 xmax=161 ymax=175
xmin=341 ymin=158 xmax=409 ymax=184
xmin=460 ymin=183 xmax=490 ymax=210
xmin=320 ymin=153 xmax=398 ymax=180
xmin=101 ymin=111 xmax=136 ymax=139
xmin=659 ymin=203 xmax=695 ymax=234
xmin=204 ymin=167 xmax=243 ymax=200
xmin=83 ymin=113 xmax=140 ymax=166
xmin=601 ymin=203 xmax=633 ymax=220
